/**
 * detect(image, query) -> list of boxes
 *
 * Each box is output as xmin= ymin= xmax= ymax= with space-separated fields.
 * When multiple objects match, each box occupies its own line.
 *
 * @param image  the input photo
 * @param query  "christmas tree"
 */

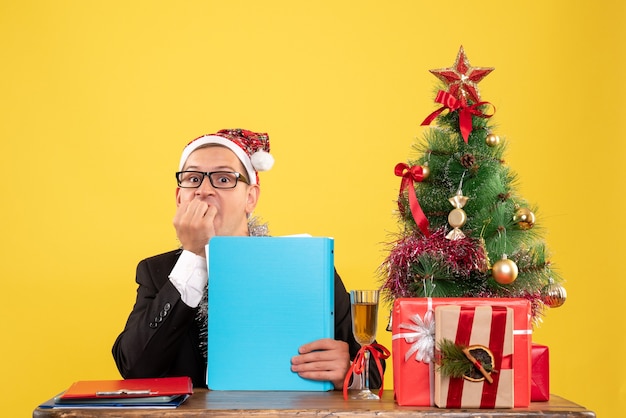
xmin=380 ymin=46 xmax=566 ymax=323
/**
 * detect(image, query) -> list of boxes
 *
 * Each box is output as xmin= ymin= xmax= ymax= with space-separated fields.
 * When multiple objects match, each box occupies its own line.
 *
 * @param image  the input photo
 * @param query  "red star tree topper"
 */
xmin=429 ymin=46 xmax=494 ymax=103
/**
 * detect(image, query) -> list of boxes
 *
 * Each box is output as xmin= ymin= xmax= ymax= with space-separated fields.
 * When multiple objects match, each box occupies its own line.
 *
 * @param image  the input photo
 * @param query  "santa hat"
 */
xmin=179 ymin=129 xmax=274 ymax=185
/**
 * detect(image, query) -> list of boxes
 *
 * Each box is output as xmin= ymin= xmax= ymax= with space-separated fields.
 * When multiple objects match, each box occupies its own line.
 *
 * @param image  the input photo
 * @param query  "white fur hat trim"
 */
xmin=178 ymin=135 xmax=258 ymax=185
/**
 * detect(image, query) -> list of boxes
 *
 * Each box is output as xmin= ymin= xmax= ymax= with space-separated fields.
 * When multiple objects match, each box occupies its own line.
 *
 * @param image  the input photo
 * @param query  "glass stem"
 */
xmin=363 ymin=350 xmax=371 ymax=392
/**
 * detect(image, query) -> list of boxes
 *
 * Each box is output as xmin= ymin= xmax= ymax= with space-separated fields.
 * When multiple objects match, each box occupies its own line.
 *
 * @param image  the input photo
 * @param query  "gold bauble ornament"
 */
xmin=486 ymin=133 xmax=500 ymax=147
xmin=421 ymin=162 xmax=430 ymax=180
xmin=513 ymin=207 xmax=536 ymax=230
xmin=541 ymin=278 xmax=567 ymax=308
xmin=491 ymin=255 xmax=518 ymax=284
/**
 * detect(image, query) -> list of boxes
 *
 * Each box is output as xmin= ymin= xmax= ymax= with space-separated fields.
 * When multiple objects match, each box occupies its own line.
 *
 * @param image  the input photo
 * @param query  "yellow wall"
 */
xmin=1 ymin=1 xmax=623 ymax=416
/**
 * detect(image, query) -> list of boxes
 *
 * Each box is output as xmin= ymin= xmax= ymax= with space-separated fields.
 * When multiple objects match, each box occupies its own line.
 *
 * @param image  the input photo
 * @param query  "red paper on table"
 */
xmin=434 ymin=305 xmax=514 ymax=408
xmin=391 ymin=298 xmax=531 ymax=407
xmin=60 ymin=376 xmax=193 ymax=400
xmin=531 ymin=343 xmax=550 ymax=401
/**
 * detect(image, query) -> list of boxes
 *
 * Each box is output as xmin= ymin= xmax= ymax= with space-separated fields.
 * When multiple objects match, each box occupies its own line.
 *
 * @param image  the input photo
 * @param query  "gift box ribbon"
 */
xmin=446 ymin=306 xmax=512 ymax=409
xmin=392 ymin=309 xmax=435 ymax=363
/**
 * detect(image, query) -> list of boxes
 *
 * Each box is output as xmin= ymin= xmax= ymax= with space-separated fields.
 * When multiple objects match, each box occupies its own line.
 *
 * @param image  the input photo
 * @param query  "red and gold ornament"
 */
xmin=429 ymin=46 xmax=494 ymax=103
xmin=421 ymin=46 xmax=496 ymax=143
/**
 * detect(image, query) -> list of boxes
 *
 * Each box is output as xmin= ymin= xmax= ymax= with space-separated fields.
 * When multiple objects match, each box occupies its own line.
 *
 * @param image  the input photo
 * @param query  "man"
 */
xmin=112 ymin=129 xmax=384 ymax=389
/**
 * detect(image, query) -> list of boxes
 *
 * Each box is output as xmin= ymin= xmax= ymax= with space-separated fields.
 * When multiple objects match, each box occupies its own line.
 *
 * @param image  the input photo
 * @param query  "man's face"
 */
xmin=176 ymin=145 xmax=259 ymax=236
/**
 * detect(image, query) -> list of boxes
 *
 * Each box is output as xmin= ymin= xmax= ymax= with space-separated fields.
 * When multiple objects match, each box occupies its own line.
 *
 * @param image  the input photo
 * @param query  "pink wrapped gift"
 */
xmin=434 ymin=305 xmax=514 ymax=408
xmin=531 ymin=343 xmax=550 ymax=401
xmin=391 ymin=298 xmax=531 ymax=407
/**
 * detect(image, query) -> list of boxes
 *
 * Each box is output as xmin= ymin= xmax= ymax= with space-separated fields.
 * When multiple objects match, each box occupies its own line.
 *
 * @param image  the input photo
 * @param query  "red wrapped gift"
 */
xmin=391 ymin=298 xmax=531 ymax=407
xmin=434 ymin=305 xmax=514 ymax=408
xmin=531 ymin=343 xmax=550 ymax=401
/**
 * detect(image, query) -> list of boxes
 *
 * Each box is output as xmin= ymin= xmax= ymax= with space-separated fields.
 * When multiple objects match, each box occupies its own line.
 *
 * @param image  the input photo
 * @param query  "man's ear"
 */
xmin=175 ymin=187 xmax=182 ymax=207
xmin=246 ymin=184 xmax=260 ymax=214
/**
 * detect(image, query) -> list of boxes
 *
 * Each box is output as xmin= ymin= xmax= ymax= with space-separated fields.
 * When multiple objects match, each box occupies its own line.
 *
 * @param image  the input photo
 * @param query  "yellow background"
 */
xmin=1 ymin=1 xmax=624 ymax=417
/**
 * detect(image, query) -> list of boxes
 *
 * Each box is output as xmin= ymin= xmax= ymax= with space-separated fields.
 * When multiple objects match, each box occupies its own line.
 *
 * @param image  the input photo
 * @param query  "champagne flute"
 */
xmin=350 ymin=289 xmax=379 ymax=399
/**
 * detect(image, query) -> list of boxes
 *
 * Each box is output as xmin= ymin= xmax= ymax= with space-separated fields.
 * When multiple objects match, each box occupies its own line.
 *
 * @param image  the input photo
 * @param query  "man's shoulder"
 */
xmin=139 ymin=249 xmax=183 ymax=268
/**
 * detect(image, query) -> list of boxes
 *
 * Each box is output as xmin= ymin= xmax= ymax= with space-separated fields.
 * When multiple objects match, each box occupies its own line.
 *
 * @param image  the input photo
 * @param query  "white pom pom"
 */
xmin=250 ymin=150 xmax=274 ymax=171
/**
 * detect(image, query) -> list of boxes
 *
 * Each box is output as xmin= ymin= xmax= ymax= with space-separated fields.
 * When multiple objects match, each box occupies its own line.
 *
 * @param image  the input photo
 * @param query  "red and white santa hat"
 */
xmin=179 ymin=129 xmax=274 ymax=185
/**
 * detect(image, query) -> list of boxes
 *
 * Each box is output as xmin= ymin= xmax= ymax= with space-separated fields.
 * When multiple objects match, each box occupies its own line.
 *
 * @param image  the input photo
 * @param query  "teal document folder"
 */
xmin=206 ymin=236 xmax=335 ymax=391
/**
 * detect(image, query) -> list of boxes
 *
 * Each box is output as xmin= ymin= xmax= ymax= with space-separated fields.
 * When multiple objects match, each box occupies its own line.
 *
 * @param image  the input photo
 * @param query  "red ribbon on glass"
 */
xmin=395 ymin=163 xmax=430 ymax=236
xmin=421 ymin=90 xmax=495 ymax=143
xmin=342 ymin=343 xmax=390 ymax=400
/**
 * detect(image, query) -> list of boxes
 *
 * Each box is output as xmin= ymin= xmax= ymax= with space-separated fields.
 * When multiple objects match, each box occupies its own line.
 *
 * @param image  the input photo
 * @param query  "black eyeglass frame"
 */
xmin=175 ymin=171 xmax=249 ymax=189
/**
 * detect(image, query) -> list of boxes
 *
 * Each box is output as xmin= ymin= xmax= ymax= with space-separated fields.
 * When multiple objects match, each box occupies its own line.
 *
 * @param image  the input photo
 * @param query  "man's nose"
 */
xmin=195 ymin=175 xmax=217 ymax=194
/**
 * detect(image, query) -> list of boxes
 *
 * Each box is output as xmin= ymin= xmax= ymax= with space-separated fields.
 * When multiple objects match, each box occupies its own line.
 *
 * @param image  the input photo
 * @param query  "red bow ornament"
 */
xmin=395 ymin=163 xmax=430 ymax=236
xmin=421 ymin=90 xmax=495 ymax=143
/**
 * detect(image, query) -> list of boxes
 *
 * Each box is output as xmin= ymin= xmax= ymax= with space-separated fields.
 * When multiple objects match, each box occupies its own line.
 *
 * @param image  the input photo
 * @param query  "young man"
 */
xmin=112 ymin=129 xmax=384 ymax=389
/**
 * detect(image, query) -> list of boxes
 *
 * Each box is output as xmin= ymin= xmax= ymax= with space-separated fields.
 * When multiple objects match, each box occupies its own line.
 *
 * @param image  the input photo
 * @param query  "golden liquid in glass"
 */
xmin=351 ymin=302 xmax=378 ymax=345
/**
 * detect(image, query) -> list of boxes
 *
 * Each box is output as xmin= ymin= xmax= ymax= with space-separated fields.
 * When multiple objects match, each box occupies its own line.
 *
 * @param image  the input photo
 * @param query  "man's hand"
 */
xmin=173 ymin=197 xmax=217 ymax=257
xmin=291 ymin=338 xmax=351 ymax=390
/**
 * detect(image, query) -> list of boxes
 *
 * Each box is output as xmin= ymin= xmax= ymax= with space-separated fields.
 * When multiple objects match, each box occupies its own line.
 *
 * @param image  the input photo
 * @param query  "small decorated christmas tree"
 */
xmin=380 ymin=46 xmax=566 ymax=323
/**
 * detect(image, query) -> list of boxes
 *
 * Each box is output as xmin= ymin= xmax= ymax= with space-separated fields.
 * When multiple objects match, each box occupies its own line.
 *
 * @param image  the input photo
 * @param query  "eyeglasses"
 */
xmin=175 ymin=171 xmax=249 ymax=189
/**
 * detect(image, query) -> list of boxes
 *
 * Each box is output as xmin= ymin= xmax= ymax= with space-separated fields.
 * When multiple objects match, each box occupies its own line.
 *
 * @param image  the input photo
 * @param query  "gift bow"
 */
xmin=394 ymin=163 xmax=430 ymax=236
xmin=342 ymin=343 xmax=390 ymax=400
xmin=392 ymin=310 xmax=436 ymax=363
xmin=421 ymin=90 xmax=495 ymax=143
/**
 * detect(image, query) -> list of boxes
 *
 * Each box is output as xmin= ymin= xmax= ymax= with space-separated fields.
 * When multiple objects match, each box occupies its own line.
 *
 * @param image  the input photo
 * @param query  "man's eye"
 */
xmin=181 ymin=173 xmax=202 ymax=184
xmin=216 ymin=175 xmax=233 ymax=184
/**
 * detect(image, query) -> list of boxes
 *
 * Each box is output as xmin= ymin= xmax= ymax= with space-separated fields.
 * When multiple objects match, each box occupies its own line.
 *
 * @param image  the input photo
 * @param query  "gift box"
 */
xmin=391 ymin=298 xmax=531 ymax=407
xmin=531 ymin=343 xmax=550 ymax=401
xmin=434 ymin=305 xmax=514 ymax=408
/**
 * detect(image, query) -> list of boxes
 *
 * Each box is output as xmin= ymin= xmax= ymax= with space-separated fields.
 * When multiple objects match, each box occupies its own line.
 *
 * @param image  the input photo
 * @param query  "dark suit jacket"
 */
xmin=112 ymin=249 xmax=384 ymax=388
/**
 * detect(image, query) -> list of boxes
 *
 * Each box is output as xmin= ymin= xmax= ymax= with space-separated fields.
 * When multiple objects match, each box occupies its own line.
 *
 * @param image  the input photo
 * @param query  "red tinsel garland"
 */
xmin=381 ymin=227 xmax=488 ymax=299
